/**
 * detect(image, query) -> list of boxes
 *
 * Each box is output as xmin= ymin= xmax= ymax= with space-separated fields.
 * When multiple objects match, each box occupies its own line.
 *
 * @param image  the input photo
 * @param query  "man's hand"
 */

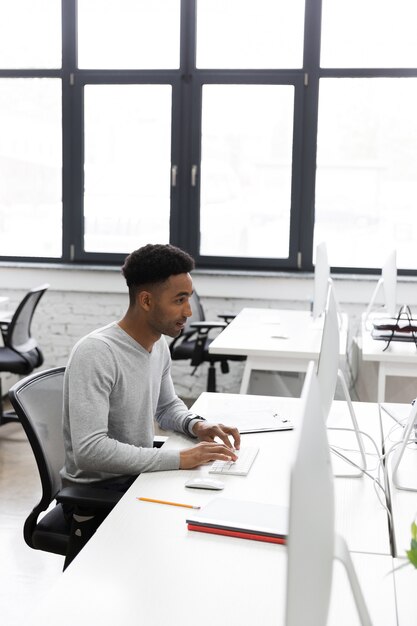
xmin=192 ymin=421 xmax=241 ymax=451
xmin=179 ymin=441 xmax=238 ymax=469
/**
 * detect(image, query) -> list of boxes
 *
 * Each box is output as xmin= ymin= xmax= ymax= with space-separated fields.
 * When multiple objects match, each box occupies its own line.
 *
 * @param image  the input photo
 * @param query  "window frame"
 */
xmin=0 ymin=0 xmax=415 ymax=275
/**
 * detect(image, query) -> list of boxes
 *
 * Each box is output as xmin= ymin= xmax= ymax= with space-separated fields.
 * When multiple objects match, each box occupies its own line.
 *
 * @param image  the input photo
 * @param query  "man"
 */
xmin=60 ymin=243 xmax=240 ymax=494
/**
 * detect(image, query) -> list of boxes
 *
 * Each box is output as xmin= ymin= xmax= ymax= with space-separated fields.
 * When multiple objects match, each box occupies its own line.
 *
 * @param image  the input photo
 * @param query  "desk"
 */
xmin=209 ymin=307 xmax=348 ymax=394
xmin=25 ymin=396 xmax=400 ymax=626
xmin=379 ymin=403 xmax=417 ymax=559
xmin=191 ymin=393 xmax=391 ymax=555
xmin=393 ymin=558 xmax=417 ymax=626
xmin=361 ymin=314 xmax=417 ymax=402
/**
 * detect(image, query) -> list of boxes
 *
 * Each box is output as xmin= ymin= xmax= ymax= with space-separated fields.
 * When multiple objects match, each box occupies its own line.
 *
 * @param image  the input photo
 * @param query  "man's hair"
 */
xmin=121 ymin=243 xmax=195 ymax=304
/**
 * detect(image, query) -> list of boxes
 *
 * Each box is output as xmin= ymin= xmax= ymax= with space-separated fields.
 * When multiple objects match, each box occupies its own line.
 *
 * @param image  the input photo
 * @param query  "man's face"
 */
xmin=147 ymin=273 xmax=193 ymax=338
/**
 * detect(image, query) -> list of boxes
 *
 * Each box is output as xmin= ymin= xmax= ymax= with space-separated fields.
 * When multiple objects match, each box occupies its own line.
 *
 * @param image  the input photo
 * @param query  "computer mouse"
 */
xmin=185 ymin=478 xmax=225 ymax=490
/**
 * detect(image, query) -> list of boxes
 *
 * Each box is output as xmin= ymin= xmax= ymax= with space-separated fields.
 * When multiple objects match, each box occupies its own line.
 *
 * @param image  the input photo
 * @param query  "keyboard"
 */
xmin=209 ymin=446 xmax=259 ymax=476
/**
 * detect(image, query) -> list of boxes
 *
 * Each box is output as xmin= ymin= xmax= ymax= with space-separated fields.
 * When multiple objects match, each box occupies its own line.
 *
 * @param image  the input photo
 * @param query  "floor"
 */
xmin=0 ymin=419 xmax=63 ymax=626
xmin=0 ymin=395 xmax=195 ymax=626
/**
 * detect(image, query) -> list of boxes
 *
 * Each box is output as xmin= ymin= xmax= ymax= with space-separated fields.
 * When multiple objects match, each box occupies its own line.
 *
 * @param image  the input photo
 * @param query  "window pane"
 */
xmin=0 ymin=0 xmax=61 ymax=69
xmin=196 ymin=0 xmax=305 ymax=69
xmin=78 ymin=0 xmax=180 ymax=69
xmin=0 ymin=79 xmax=62 ymax=258
xmin=315 ymin=78 xmax=417 ymax=269
xmin=84 ymin=85 xmax=172 ymax=253
xmin=321 ymin=0 xmax=417 ymax=68
xmin=200 ymin=85 xmax=294 ymax=259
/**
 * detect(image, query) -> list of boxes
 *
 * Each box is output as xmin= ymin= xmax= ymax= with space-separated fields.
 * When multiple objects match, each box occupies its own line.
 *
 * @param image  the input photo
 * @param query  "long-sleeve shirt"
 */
xmin=60 ymin=322 xmax=199 ymax=484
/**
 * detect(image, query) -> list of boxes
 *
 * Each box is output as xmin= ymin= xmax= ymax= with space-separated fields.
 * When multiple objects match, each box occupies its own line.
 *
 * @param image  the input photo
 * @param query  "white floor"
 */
xmin=0 ymin=420 xmax=63 ymax=626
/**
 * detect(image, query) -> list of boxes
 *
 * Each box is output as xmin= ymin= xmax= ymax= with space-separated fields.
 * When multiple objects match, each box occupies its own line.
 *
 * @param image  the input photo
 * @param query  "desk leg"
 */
xmin=377 ymin=364 xmax=386 ymax=403
xmin=239 ymin=361 xmax=253 ymax=394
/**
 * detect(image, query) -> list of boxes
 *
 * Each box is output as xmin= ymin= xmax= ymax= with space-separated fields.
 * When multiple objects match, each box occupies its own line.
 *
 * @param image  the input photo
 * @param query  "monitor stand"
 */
xmin=391 ymin=401 xmax=417 ymax=491
xmin=334 ymin=534 xmax=372 ymax=626
xmin=363 ymin=277 xmax=383 ymax=325
xmin=328 ymin=370 xmax=367 ymax=479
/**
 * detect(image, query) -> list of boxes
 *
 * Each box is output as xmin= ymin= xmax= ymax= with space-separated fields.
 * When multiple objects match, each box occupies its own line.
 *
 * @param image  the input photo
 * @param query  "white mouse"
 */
xmin=185 ymin=477 xmax=225 ymax=490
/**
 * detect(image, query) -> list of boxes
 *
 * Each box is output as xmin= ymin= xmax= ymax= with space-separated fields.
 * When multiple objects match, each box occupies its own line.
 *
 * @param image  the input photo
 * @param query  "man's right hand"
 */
xmin=179 ymin=441 xmax=238 ymax=469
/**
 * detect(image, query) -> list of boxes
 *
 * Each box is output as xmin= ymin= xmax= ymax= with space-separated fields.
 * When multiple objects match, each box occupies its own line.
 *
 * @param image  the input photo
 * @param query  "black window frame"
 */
xmin=0 ymin=0 xmax=415 ymax=276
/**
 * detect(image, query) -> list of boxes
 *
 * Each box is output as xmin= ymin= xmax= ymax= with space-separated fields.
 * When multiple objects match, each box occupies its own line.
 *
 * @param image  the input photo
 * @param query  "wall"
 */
xmin=1 ymin=263 xmax=417 ymax=403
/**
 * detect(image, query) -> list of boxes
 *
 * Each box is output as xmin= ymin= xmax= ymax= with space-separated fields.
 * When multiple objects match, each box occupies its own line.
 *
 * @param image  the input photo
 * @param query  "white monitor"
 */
xmin=286 ymin=362 xmax=371 ymax=626
xmin=316 ymin=286 xmax=340 ymax=420
xmin=317 ymin=286 xmax=367 ymax=476
xmin=312 ymin=241 xmax=331 ymax=320
xmin=391 ymin=400 xmax=417 ymax=491
xmin=382 ymin=250 xmax=397 ymax=317
xmin=286 ymin=362 xmax=334 ymax=625
xmin=364 ymin=250 xmax=397 ymax=321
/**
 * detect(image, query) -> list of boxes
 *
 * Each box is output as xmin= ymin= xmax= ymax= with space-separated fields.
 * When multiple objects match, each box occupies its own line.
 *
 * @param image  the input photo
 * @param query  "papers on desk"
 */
xmin=204 ymin=406 xmax=293 ymax=433
xmin=186 ymin=497 xmax=288 ymax=544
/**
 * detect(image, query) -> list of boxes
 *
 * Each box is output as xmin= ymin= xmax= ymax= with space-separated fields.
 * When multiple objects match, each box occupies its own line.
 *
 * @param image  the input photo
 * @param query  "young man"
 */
xmin=60 ymin=243 xmax=240 ymax=493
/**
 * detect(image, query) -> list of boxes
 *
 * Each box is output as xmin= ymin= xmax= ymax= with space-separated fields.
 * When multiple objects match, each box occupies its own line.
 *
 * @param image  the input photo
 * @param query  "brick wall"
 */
xmin=2 ymin=274 xmax=417 ymax=403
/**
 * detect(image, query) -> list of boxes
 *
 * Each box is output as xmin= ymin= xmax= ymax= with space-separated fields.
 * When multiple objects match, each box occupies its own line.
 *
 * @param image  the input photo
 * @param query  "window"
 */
xmin=83 ymin=84 xmax=172 ymax=253
xmin=0 ymin=0 xmax=416 ymax=274
xmin=316 ymin=0 xmax=417 ymax=271
xmin=199 ymin=84 xmax=294 ymax=259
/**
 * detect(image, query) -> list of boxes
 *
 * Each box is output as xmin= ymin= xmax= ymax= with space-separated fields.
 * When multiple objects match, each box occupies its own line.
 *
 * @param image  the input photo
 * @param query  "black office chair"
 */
xmin=8 ymin=367 xmax=123 ymax=570
xmin=0 ymin=284 xmax=49 ymax=426
xmin=169 ymin=291 xmax=245 ymax=392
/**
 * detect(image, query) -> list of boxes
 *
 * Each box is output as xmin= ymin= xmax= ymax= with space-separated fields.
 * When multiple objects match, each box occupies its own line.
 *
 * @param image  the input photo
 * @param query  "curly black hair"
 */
xmin=121 ymin=243 xmax=195 ymax=304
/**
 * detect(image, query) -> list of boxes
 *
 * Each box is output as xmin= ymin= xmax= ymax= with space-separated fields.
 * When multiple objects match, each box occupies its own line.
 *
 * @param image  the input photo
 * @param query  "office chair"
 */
xmin=8 ymin=367 xmax=124 ymax=570
xmin=0 ymin=284 xmax=49 ymax=426
xmin=169 ymin=291 xmax=245 ymax=392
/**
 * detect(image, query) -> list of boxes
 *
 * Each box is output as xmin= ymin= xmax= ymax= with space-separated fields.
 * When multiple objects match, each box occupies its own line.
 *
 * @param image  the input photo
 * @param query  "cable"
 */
xmin=329 ymin=446 xmax=392 ymax=522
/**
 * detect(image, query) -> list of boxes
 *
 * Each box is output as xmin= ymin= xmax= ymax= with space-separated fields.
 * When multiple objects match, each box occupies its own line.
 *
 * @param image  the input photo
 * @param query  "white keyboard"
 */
xmin=209 ymin=446 xmax=259 ymax=476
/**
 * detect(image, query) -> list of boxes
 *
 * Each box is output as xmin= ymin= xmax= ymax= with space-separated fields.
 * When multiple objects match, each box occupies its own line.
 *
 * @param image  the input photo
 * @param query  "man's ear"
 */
xmin=137 ymin=290 xmax=152 ymax=311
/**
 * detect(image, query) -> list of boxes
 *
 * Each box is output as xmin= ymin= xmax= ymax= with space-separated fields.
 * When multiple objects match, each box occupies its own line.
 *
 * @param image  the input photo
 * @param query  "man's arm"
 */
xmin=65 ymin=339 xmax=180 ymax=475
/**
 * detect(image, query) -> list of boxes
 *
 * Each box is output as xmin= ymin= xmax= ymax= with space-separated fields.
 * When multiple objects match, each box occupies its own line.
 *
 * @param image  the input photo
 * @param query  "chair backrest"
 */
xmin=182 ymin=290 xmax=205 ymax=335
xmin=186 ymin=290 xmax=206 ymax=328
xmin=5 ymin=284 xmax=49 ymax=353
xmin=9 ymin=367 xmax=66 ymax=508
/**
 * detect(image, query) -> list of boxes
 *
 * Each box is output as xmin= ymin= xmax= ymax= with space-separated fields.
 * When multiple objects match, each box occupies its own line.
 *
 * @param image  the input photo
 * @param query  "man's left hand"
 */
xmin=192 ymin=421 xmax=240 ymax=451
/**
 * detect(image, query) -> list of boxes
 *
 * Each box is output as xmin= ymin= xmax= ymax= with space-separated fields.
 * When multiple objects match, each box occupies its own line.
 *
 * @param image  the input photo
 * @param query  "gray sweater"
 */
xmin=60 ymin=322 xmax=199 ymax=484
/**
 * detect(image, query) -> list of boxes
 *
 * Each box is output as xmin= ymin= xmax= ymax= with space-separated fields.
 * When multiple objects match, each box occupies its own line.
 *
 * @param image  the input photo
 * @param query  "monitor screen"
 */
xmin=312 ymin=241 xmax=331 ymax=320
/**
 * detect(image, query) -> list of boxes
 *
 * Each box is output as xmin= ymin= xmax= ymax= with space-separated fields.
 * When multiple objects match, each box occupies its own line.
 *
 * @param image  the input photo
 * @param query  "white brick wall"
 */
xmin=1 ymin=266 xmax=417 ymax=403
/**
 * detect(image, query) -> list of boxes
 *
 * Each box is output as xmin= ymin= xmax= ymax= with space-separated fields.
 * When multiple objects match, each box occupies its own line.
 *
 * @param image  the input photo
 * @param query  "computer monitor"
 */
xmin=312 ymin=241 xmax=331 ymax=320
xmin=316 ymin=286 xmax=367 ymax=476
xmin=364 ymin=250 xmax=397 ymax=321
xmin=286 ymin=362 xmax=371 ymax=625
xmin=391 ymin=400 xmax=417 ymax=491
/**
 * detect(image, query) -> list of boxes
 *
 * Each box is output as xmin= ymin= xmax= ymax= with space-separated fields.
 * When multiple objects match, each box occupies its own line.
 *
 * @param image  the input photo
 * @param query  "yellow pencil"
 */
xmin=137 ymin=497 xmax=200 ymax=510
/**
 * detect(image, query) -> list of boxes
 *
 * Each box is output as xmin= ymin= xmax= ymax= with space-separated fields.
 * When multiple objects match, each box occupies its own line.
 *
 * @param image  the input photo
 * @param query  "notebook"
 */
xmin=186 ymin=497 xmax=288 ymax=544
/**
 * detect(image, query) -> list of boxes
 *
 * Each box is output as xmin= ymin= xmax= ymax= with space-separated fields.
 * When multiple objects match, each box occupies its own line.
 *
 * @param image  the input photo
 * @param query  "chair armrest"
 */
xmin=56 ymin=486 xmax=122 ymax=510
xmin=218 ymin=313 xmax=236 ymax=324
xmin=153 ymin=436 xmax=167 ymax=448
xmin=190 ymin=321 xmax=227 ymax=331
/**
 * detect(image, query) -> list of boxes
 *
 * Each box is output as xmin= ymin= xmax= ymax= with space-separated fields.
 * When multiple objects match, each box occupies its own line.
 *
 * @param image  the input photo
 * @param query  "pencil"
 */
xmin=137 ymin=497 xmax=201 ymax=510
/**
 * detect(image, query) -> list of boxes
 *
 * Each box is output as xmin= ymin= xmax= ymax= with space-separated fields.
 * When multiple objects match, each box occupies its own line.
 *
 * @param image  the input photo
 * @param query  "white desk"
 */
xmin=361 ymin=314 xmax=417 ymax=402
xmin=379 ymin=403 xmax=417 ymax=559
xmin=25 ymin=395 xmax=401 ymax=626
xmin=209 ymin=308 xmax=348 ymax=394
xmin=393 ymin=558 xmax=417 ymax=626
xmin=191 ymin=394 xmax=391 ymax=556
